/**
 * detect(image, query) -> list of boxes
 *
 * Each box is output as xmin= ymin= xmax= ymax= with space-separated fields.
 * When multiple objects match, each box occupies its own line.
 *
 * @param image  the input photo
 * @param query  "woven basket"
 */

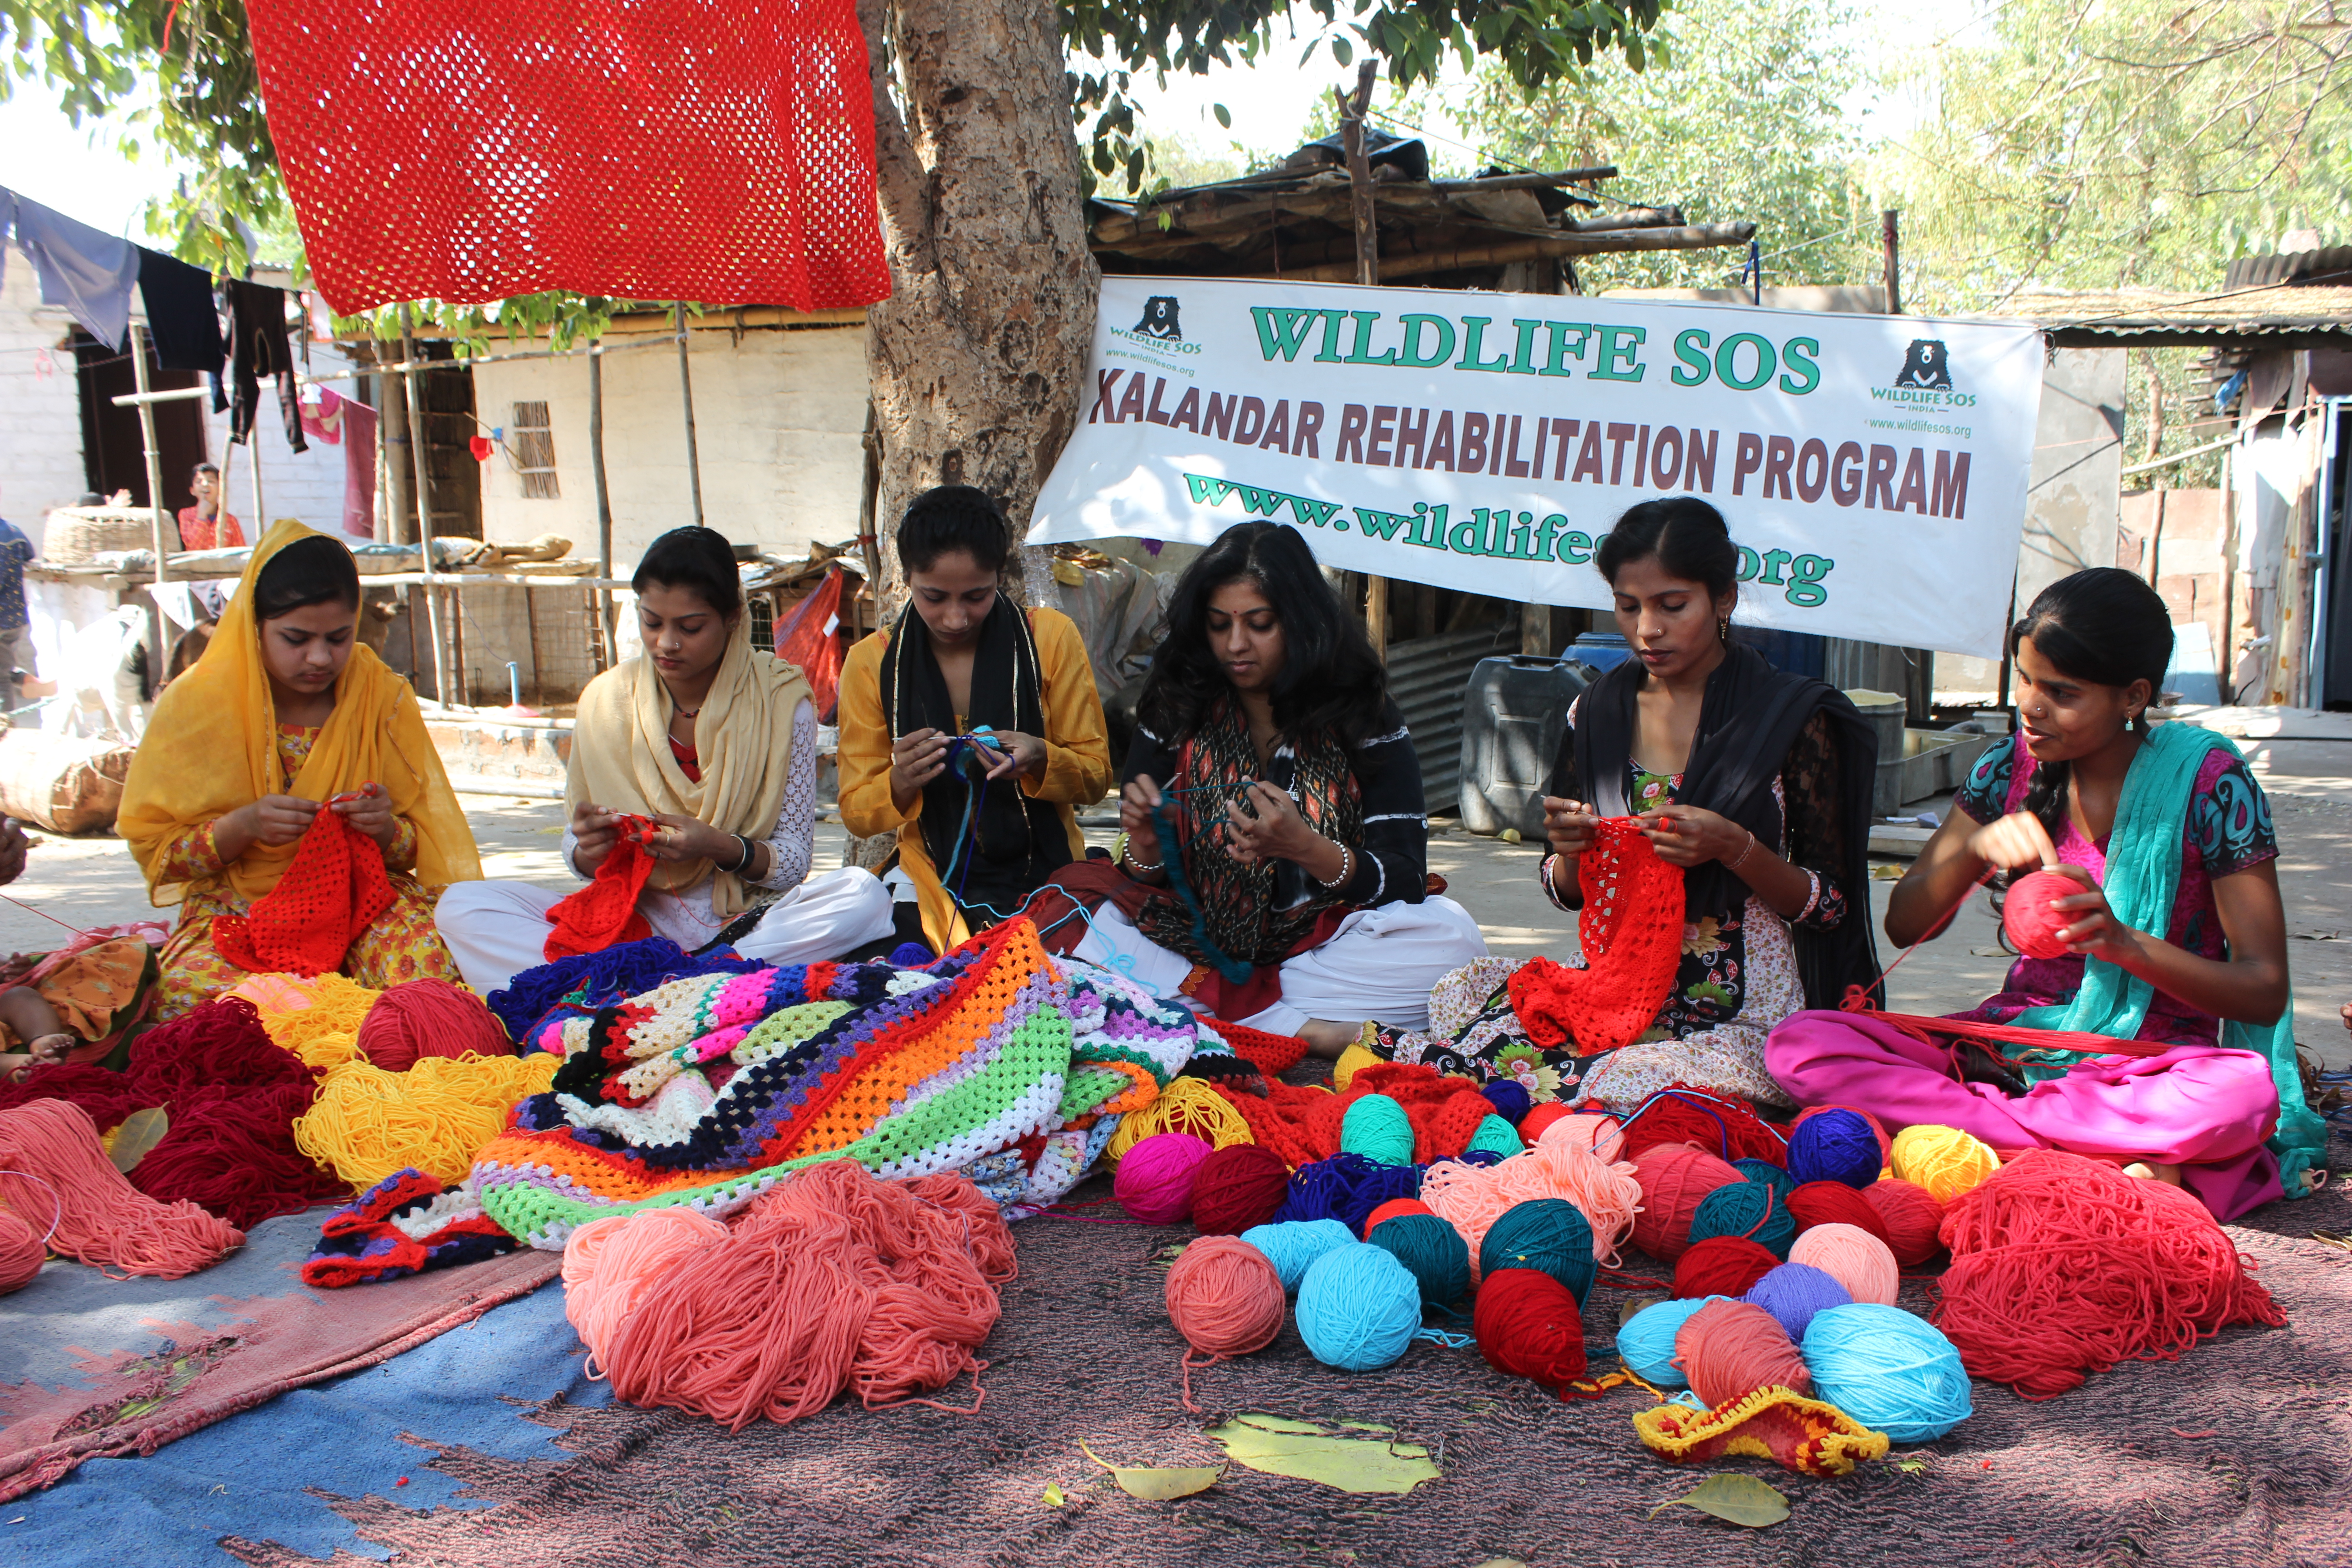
xmin=43 ymin=508 xmax=166 ymax=566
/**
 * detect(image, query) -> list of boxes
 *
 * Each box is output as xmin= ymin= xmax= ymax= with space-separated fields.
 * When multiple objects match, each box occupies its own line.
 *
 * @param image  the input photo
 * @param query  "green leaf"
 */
xmin=1206 ymin=1414 xmax=1441 ymax=1495
xmin=1042 ymin=1482 xmax=1066 ymax=1507
xmin=1330 ymin=33 xmax=1352 ymax=67
xmin=1212 ymin=101 xmax=1231 ymax=130
xmin=1078 ymin=1442 xmax=1224 ymax=1500
xmin=1648 ymin=1475 xmax=1789 ymax=1529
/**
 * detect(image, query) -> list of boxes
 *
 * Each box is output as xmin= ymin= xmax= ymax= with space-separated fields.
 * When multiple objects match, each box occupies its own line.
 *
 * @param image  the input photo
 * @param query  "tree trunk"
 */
xmin=857 ymin=0 xmax=1097 ymax=616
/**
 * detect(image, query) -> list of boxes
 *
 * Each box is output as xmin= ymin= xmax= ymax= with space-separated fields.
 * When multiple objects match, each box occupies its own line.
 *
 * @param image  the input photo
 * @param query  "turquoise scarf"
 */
xmin=2013 ymin=722 xmax=2324 ymax=1196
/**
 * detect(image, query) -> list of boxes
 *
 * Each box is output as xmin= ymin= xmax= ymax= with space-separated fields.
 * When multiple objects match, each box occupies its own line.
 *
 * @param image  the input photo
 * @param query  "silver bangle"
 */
xmin=1725 ymin=829 xmax=1760 ymax=873
xmin=1120 ymin=836 xmax=1164 ymax=873
xmin=1315 ymin=840 xmax=1355 ymax=891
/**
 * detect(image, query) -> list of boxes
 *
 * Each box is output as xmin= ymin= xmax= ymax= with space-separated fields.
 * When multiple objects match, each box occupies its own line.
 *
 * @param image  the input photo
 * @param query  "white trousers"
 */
xmin=436 ymin=867 xmax=896 ymax=996
xmin=1069 ymin=895 xmax=1488 ymax=1035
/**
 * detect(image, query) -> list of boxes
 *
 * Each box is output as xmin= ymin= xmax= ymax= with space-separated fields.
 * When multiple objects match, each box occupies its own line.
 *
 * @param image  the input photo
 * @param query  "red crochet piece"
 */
xmin=1197 ymin=1014 xmax=1310 ymax=1078
xmin=1509 ymin=818 xmax=1685 ymax=1055
xmin=213 ymin=808 xmax=395 ymax=978
xmin=544 ymin=824 xmax=658 ymax=962
xmin=1209 ymin=1062 xmax=1500 ymax=1170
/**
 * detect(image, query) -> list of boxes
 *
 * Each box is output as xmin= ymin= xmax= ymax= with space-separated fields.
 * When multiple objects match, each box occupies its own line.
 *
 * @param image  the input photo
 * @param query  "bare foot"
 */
xmin=1298 ymin=1019 xmax=1365 ymax=1060
xmin=2122 ymin=1161 xmax=2184 ymax=1186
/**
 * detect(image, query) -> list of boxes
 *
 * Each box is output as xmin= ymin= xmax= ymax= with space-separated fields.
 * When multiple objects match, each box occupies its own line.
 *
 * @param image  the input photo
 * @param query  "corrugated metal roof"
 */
xmin=1387 ymin=622 xmax=1515 ymax=813
xmin=2006 ymin=284 xmax=2352 ymax=348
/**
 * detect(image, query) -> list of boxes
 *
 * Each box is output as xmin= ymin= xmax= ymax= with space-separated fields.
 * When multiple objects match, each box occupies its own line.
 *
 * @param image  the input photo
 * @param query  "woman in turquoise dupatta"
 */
xmin=1768 ymin=569 xmax=2324 ymax=1221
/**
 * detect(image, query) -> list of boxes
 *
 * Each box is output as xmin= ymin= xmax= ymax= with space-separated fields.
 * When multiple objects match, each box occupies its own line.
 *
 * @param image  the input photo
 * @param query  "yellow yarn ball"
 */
xmin=293 ymin=1052 xmax=559 ymax=1188
xmin=1332 ymin=1039 xmax=1382 ymax=1094
xmin=234 ymin=971 xmax=382 ymax=1071
xmin=1105 ymin=1074 xmax=1255 ymax=1160
xmin=1889 ymin=1123 xmax=2001 ymax=1204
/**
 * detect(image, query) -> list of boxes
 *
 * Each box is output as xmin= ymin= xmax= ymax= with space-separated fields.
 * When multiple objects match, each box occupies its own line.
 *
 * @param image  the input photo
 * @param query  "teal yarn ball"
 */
xmin=1367 ymin=1212 xmax=1470 ymax=1309
xmin=1686 ymin=1176 xmax=1797 ymax=1260
xmin=1340 ymin=1094 xmax=1416 ymax=1166
xmin=1464 ymin=1114 xmax=1524 ymax=1160
xmin=1240 ymin=1217 xmax=1357 ymax=1293
xmin=1802 ymin=1303 xmax=1974 ymax=1442
xmin=1615 ymin=1296 xmax=1713 ymax=1386
xmin=1478 ymin=1198 xmax=1597 ymax=1305
xmin=1295 ymin=1243 xmax=1425 ymax=1372
xmin=1733 ymin=1157 xmax=1793 ymax=1202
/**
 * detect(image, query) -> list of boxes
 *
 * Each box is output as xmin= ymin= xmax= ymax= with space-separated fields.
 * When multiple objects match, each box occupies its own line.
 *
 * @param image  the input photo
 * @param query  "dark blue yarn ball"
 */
xmin=1479 ymin=1078 xmax=1533 ymax=1126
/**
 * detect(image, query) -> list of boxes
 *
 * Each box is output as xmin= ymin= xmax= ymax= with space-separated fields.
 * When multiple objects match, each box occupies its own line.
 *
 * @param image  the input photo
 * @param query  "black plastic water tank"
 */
xmin=1457 ymin=654 xmax=1591 ymax=838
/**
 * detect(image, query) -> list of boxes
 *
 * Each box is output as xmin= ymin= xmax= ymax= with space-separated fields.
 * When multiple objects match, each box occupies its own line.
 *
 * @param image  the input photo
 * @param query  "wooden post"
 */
xmin=589 ymin=339 xmax=617 ymax=654
xmin=399 ymin=304 xmax=454 ymax=707
xmin=1881 ymin=211 xmax=1903 ymax=315
xmin=674 ymin=303 xmax=705 ymax=527
xmin=857 ymin=399 xmax=882 ymax=585
xmin=127 ymin=323 xmax=173 ymax=675
xmin=1338 ymin=60 xmax=1387 ymax=658
xmin=245 ymin=428 xmax=267 ymax=534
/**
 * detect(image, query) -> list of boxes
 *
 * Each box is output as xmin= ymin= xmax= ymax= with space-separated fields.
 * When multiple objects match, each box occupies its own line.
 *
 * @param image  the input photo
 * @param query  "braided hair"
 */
xmin=2008 ymin=567 xmax=2175 ymax=846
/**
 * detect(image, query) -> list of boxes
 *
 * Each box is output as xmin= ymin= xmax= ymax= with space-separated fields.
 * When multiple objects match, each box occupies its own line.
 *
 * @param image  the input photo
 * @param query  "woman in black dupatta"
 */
xmin=1372 ymin=497 xmax=1878 ymax=1111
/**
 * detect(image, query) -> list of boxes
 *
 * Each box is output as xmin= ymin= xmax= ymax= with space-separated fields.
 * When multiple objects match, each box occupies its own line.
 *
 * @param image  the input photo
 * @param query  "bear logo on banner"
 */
xmin=1134 ymin=296 xmax=1183 ymax=340
xmin=1892 ymin=338 xmax=1955 ymax=390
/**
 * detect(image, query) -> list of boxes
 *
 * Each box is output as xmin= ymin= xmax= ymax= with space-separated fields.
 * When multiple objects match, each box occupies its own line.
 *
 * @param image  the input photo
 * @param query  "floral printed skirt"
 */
xmin=157 ymin=875 xmax=461 ymax=1020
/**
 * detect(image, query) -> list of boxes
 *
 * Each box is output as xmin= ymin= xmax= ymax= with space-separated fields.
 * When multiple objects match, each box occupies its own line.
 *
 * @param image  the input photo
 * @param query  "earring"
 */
xmin=1718 ymin=617 xmax=1730 ymax=645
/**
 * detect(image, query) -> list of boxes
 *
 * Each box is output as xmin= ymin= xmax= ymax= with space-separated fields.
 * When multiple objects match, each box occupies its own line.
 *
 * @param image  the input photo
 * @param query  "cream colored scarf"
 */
xmin=565 ymin=619 xmax=811 ymax=917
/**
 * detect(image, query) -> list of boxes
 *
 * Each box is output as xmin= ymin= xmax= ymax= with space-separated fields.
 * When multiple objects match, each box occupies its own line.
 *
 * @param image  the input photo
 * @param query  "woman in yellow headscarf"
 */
xmin=119 ymin=521 xmax=482 ymax=1018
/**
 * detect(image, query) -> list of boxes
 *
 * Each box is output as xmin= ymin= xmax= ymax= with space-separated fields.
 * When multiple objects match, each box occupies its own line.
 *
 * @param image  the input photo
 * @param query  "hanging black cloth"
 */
xmin=876 ymin=595 xmax=1071 ymax=923
xmin=224 ymin=279 xmax=306 ymax=454
xmin=135 ymin=249 xmax=224 ymax=376
xmin=1558 ymin=642 xmax=1882 ymax=1010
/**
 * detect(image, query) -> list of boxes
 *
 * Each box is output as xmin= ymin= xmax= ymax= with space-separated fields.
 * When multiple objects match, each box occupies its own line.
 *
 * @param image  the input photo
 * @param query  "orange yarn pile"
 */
xmin=572 ymin=1161 xmax=1015 ymax=1431
xmin=0 ymin=1099 xmax=243 ymax=1278
xmin=544 ymin=828 xmax=656 ymax=963
xmin=356 ymin=978 xmax=515 ymax=1071
xmin=1931 ymin=1148 xmax=2285 ymax=1398
xmin=212 ymin=807 xmax=393 ymax=977
xmin=1507 ymin=818 xmax=1686 ymax=1055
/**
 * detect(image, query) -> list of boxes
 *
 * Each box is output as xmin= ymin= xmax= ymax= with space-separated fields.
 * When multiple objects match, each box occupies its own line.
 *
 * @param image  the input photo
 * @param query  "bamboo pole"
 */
xmin=589 ymin=339 xmax=617 ymax=654
xmin=399 ymin=304 xmax=455 ymax=707
xmin=1338 ymin=62 xmax=1388 ymax=659
xmin=675 ymin=303 xmax=705 ymax=527
xmin=127 ymin=324 xmax=173 ymax=675
xmin=1242 ymin=223 xmax=1758 ymax=284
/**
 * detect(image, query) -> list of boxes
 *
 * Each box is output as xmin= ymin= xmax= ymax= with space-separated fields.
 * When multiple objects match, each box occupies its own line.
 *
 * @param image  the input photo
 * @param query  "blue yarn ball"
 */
xmin=886 ymin=941 xmax=936 ymax=968
xmin=1733 ymin=1157 xmax=1793 ymax=1201
xmin=1464 ymin=1114 xmax=1524 ymax=1160
xmin=1479 ymin=1078 xmax=1533 ymax=1125
xmin=1367 ymin=1212 xmax=1470 ymax=1309
xmin=1803 ymin=1303 xmax=1974 ymax=1442
xmin=1614 ymin=1296 xmax=1714 ymax=1386
xmin=1271 ymin=1152 xmax=1426 ymax=1234
xmin=1296 ymin=1243 xmax=1425 ymax=1371
xmin=1478 ymin=1198 xmax=1597 ymax=1304
xmin=1743 ymin=1262 xmax=1852 ymax=1342
xmin=1787 ymin=1109 xmax=1884 ymax=1190
xmin=1240 ymin=1217 xmax=1357 ymax=1293
xmin=1686 ymin=1179 xmax=1797 ymax=1260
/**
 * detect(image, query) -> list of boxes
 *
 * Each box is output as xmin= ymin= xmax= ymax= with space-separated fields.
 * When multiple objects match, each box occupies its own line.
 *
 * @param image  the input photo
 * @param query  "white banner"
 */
xmin=1029 ymin=277 xmax=2045 ymax=659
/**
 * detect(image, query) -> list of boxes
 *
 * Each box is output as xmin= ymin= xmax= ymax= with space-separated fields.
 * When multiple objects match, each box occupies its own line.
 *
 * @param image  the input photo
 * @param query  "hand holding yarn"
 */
xmin=2006 ymin=864 xmax=2134 ymax=959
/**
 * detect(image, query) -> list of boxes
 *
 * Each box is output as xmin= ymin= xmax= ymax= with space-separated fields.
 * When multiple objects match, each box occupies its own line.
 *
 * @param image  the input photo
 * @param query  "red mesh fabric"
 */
xmin=1209 ymin=1062 xmax=1498 ymax=1170
xmin=241 ymin=0 xmax=890 ymax=316
xmin=1508 ymin=818 xmax=1685 ymax=1055
xmin=1197 ymin=1015 xmax=1311 ymax=1078
xmin=213 ymin=810 xmax=396 ymax=979
xmin=775 ymin=569 xmax=848 ymax=722
xmin=544 ymin=833 xmax=657 ymax=963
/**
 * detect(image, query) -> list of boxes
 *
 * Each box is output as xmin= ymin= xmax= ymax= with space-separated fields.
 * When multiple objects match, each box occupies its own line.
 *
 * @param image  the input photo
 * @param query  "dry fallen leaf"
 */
xmin=1078 ymin=1442 xmax=1224 ymax=1500
xmin=1206 ymin=1414 xmax=1441 ymax=1495
xmin=107 ymin=1107 xmax=171 ymax=1173
xmin=1649 ymin=1474 xmax=1789 ymax=1528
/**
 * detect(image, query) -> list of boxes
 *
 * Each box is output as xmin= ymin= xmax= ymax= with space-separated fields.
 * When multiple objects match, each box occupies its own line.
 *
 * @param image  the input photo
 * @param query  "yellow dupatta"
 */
xmin=565 ymin=614 xmax=812 ymax=917
xmin=119 ymin=519 xmax=483 ymax=906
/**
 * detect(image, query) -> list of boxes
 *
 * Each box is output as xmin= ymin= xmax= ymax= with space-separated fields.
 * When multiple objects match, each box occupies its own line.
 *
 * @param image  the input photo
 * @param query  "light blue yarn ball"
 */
xmin=1613 ymin=1296 xmax=1715 ymax=1387
xmin=1464 ymin=1114 xmax=1524 ymax=1160
xmin=1295 ymin=1243 xmax=1425 ymax=1372
xmin=1802 ymin=1303 xmax=1974 ymax=1442
xmin=1240 ymin=1217 xmax=1357 ymax=1293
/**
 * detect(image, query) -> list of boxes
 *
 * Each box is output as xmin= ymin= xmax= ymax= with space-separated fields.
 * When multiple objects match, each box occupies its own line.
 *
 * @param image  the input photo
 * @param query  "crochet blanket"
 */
xmin=306 ymin=921 xmax=1200 ymax=1283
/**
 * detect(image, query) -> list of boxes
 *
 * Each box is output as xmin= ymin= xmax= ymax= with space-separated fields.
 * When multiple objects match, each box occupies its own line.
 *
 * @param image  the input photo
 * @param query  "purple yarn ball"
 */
xmin=1744 ymin=1261 xmax=1853 ymax=1342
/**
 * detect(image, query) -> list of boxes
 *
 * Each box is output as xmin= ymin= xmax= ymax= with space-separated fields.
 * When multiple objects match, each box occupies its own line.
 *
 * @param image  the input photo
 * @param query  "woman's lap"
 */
xmin=157 ymin=879 xmax=458 ymax=1018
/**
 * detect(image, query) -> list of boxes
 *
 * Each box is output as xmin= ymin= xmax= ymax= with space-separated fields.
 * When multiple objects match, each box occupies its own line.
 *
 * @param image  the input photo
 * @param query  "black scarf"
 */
xmin=1556 ymin=643 xmax=1881 ymax=1010
xmin=877 ymin=594 xmax=1071 ymax=920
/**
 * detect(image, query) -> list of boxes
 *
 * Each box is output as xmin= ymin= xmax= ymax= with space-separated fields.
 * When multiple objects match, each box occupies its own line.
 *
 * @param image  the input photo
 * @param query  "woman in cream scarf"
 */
xmin=437 ymin=527 xmax=892 ymax=994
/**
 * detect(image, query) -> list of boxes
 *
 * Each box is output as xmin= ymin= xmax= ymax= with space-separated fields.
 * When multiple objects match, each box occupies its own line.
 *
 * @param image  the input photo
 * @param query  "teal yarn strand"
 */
xmin=1240 ymin=1217 xmax=1356 ymax=1293
xmin=1295 ymin=1243 xmax=1425 ymax=1371
xmin=1464 ymin=1114 xmax=1524 ymax=1159
xmin=1339 ymin=1094 xmax=1416 ymax=1166
xmin=1367 ymin=1212 xmax=1470 ymax=1312
xmin=1478 ymin=1198 xmax=1598 ymax=1305
xmin=1686 ymin=1176 xmax=1797 ymax=1260
xmin=1801 ymin=1303 xmax=1974 ymax=1442
xmin=1152 ymin=801 xmax=1251 ymax=985
xmin=1615 ymin=1296 xmax=1713 ymax=1386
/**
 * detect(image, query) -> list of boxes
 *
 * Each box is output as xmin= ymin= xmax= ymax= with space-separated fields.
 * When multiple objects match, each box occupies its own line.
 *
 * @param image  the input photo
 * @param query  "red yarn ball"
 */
xmin=1362 ymin=1196 xmax=1434 ymax=1239
xmin=1189 ymin=1142 xmax=1291 ymax=1235
xmin=1675 ymin=1297 xmax=1811 ymax=1406
xmin=1784 ymin=1180 xmax=1894 ymax=1248
xmin=1473 ymin=1266 xmax=1589 ymax=1391
xmin=1792 ymin=1102 xmax=1892 ymax=1168
xmin=1517 ymin=1102 xmax=1574 ymax=1147
xmin=357 ymin=979 xmax=514 ymax=1073
xmin=1629 ymin=1141 xmax=1744 ymax=1261
xmin=1672 ymin=1235 xmax=1781 ymax=1300
xmin=2004 ymin=869 xmax=2085 ymax=960
xmin=0 ymin=1208 xmax=44 ymax=1293
xmin=1863 ymin=1177 xmax=1949 ymax=1266
xmin=1115 ymin=1132 xmax=1214 ymax=1224
xmin=1618 ymin=1085 xmax=1787 ymax=1164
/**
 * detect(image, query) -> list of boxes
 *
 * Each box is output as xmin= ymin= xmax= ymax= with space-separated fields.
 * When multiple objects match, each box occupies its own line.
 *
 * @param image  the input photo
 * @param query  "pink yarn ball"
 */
xmin=1788 ymin=1221 xmax=1900 ymax=1306
xmin=2005 ymin=869 xmax=2084 ymax=960
xmin=1116 ymin=1132 xmax=1215 ymax=1225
